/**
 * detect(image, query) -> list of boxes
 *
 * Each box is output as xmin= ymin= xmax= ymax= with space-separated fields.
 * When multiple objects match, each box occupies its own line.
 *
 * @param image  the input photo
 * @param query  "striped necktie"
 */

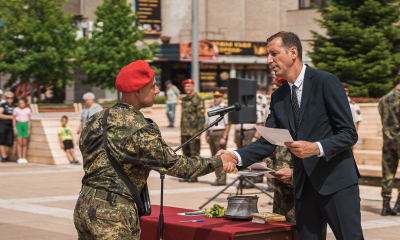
xmin=291 ymin=85 xmax=300 ymax=135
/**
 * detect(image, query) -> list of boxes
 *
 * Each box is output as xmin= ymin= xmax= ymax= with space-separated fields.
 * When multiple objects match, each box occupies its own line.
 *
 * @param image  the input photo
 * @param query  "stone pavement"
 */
xmin=1 ymin=125 xmax=400 ymax=239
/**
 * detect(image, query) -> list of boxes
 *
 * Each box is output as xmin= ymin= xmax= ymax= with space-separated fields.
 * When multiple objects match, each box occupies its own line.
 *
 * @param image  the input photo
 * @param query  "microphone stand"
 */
xmin=158 ymin=112 xmax=227 ymax=240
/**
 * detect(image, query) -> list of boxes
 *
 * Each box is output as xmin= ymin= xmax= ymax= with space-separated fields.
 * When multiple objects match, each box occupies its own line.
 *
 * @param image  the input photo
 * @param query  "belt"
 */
xmin=237 ymin=129 xmax=255 ymax=131
xmin=210 ymin=129 xmax=224 ymax=133
xmin=82 ymin=185 xmax=134 ymax=205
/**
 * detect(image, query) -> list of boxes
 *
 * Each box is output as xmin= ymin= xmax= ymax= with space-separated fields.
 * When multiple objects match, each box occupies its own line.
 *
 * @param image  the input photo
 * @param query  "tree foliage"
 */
xmin=309 ymin=0 xmax=400 ymax=97
xmin=0 ymin=0 xmax=78 ymax=88
xmin=80 ymin=0 xmax=158 ymax=90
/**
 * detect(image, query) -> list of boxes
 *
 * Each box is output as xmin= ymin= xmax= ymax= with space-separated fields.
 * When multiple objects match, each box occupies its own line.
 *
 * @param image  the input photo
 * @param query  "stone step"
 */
xmin=358 ymin=165 xmax=400 ymax=179
xmin=354 ymin=137 xmax=383 ymax=151
xmin=354 ymin=150 xmax=381 ymax=166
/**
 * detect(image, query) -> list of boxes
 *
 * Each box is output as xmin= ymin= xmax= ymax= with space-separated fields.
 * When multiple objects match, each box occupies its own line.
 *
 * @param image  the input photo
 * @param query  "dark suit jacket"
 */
xmin=237 ymin=66 xmax=360 ymax=199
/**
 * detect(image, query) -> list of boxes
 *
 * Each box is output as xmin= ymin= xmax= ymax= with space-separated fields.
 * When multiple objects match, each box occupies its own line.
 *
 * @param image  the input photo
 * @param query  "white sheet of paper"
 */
xmin=255 ymin=126 xmax=294 ymax=146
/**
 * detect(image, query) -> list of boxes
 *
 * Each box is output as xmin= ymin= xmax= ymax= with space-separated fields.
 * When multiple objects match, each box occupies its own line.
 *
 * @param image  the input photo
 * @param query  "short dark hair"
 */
xmin=266 ymin=31 xmax=302 ymax=61
xmin=342 ymin=82 xmax=350 ymax=89
xmin=61 ymin=115 xmax=68 ymax=121
xmin=19 ymin=98 xmax=28 ymax=104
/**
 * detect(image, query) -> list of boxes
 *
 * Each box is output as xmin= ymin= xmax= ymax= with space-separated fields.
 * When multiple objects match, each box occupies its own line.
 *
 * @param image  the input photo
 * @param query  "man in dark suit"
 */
xmin=219 ymin=32 xmax=363 ymax=239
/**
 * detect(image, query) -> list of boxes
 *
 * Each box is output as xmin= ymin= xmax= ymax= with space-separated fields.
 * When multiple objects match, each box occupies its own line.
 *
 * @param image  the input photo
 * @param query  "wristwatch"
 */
xmin=222 ymin=136 xmax=227 ymax=140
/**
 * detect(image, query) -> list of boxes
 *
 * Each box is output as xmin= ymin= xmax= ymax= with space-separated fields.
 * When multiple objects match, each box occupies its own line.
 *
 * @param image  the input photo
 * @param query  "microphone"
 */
xmin=207 ymin=102 xmax=241 ymax=117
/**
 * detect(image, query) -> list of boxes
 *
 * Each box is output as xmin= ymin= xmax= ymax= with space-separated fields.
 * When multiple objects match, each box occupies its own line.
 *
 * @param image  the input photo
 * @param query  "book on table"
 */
xmin=251 ymin=212 xmax=286 ymax=224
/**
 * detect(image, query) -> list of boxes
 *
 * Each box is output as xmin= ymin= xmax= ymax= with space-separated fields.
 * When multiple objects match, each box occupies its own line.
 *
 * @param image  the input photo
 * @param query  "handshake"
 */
xmin=216 ymin=150 xmax=238 ymax=173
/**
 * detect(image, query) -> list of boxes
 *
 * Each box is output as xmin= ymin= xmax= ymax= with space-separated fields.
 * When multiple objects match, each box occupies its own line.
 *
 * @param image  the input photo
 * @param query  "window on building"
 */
xmin=299 ymin=0 xmax=328 ymax=9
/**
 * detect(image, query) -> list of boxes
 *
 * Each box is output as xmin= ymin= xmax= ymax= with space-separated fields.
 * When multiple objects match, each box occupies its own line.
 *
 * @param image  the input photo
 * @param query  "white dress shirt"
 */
xmin=234 ymin=64 xmax=325 ymax=166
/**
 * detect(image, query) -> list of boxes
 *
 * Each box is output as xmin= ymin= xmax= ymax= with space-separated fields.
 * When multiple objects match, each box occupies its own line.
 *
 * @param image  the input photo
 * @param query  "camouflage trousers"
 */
xmin=74 ymin=186 xmax=140 ymax=240
xmin=273 ymin=182 xmax=296 ymax=223
xmin=209 ymin=130 xmax=227 ymax=183
xmin=381 ymin=140 xmax=400 ymax=200
xmin=181 ymin=135 xmax=200 ymax=156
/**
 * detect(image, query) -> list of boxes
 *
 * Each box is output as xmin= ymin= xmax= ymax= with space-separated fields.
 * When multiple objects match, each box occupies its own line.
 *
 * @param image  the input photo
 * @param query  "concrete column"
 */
xmin=230 ymin=64 xmax=236 ymax=78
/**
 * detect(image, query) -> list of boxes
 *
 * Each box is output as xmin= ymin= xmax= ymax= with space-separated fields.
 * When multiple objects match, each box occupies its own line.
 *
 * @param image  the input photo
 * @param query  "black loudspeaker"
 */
xmin=228 ymin=78 xmax=257 ymax=124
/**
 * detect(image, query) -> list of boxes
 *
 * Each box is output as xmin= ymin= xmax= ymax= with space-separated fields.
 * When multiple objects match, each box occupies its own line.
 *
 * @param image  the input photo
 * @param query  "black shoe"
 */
xmin=381 ymin=199 xmax=397 ymax=216
xmin=211 ymin=181 xmax=226 ymax=186
xmin=179 ymin=178 xmax=198 ymax=183
xmin=393 ymin=197 xmax=400 ymax=213
xmin=167 ymin=125 xmax=174 ymax=128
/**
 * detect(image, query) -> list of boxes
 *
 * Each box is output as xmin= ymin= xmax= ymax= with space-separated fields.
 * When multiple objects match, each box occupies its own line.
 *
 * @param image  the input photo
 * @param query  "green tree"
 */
xmin=0 ymin=0 xmax=78 ymax=88
xmin=309 ymin=0 xmax=400 ymax=97
xmin=80 ymin=0 xmax=158 ymax=90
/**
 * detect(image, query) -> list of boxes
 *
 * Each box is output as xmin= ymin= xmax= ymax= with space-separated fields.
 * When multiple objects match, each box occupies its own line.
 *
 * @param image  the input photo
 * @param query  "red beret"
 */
xmin=116 ymin=60 xmax=155 ymax=93
xmin=181 ymin=79 xmax=194 ymax=87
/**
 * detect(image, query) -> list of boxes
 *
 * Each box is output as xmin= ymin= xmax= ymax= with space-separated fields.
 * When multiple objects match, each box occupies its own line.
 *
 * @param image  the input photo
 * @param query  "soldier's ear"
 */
xmin=134 ymin=90 xmax=141 ymax=98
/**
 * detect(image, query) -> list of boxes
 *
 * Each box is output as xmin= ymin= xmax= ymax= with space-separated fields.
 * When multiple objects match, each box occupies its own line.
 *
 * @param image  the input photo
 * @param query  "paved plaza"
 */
xmin=0 ymin=124 xmax=399 ymax=239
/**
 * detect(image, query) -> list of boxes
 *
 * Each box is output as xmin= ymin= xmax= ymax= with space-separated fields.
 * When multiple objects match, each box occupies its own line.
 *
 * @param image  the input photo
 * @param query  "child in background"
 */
xmin=13 ymin=98 xmax=31 ymax=164
xmin=58 ymin=115 xmax=78 ymax=164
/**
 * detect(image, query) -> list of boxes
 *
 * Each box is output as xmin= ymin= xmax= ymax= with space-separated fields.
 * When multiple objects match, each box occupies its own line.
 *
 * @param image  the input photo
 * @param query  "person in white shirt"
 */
xmin=342 ymin=83 xmax=362 ymax=131
xmin=165 ymin=80 xmax=180 ymax=128
xmin=205 ymin=91 xmax=231 ymax=186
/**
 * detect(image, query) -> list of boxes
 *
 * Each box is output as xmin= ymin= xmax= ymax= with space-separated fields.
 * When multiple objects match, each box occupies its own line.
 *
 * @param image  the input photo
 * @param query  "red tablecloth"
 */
xmin=140 ymin=205 xmax=296 ymax=240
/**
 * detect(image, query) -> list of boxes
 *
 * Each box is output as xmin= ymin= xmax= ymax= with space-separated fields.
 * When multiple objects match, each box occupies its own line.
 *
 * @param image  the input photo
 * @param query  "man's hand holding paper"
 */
xmin=255 ymin=126 xmax=320 ymax=158
xmin=284 ymin=141 xmax=320 ymax=159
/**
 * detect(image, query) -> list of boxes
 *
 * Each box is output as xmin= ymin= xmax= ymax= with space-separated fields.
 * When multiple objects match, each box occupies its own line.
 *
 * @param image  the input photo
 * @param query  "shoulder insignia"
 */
xmin=356 ymin=110 xmax=361 ymax=115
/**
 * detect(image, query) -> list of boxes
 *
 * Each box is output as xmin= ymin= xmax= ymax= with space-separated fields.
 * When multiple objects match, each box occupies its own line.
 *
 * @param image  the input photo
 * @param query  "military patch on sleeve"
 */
xmin=201 ymin=109 xmax=205 ymax=113
xmin=356 ymin=110 xmax=361 ymax=115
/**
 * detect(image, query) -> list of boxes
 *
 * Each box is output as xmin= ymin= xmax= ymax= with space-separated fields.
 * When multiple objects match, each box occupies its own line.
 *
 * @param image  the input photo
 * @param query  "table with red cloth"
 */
xmin=140 ymin=205 xmax=297 ymax=240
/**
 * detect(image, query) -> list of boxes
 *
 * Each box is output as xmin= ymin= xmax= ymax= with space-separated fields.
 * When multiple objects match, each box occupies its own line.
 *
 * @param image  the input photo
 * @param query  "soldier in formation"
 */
xmin=379 ymin=78 xmax=400 ymax=216
xmin=265 ymin=146 xmax=295 ymax=222
xmin=73 ymin=60 xmax=236 ymax=239
xmin=179 ymin=78 xmax=205 ymax=183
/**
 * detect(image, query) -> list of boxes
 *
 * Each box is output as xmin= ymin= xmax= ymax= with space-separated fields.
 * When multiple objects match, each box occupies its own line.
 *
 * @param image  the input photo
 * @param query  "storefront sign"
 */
xmin=11 ymin=82 xmax=64 ymax=103
xmin=210 ymin=40 xmax=267 ymax=56
xmin=135 ymin=0 xmax=161 ymax=34
xmin=180 ymin=40 xmax=219 ymax=61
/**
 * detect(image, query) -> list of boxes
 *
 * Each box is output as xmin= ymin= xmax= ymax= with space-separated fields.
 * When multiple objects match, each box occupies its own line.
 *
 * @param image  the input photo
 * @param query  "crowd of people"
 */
xmin=0 ymin=90 xmax=103 ymax=165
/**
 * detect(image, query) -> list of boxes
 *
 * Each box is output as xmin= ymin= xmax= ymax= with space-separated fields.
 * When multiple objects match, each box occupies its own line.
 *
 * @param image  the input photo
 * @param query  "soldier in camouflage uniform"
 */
xmin=265 ymin=146 xmax=295 ymax=222
xmin=73 ymin=60 xmax=236 ymax=239
xmin=379 ymin=78 xmax=400 ymax=216
xmin=179 ymin=79 xmax=205 ymax=183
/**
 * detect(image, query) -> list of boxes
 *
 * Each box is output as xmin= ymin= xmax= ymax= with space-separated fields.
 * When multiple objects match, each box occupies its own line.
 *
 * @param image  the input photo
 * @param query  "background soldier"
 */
xmin=179 ymin=79 xmax=205 ymax=183
xmin=379 ymin=77 xmax=400 ymax=216
xmin=205 ymin=91 xmax=231 ymax=186
xmin=343 ymin=83 xmax=362 ymax=131
xmin=73 ymin=60 xmax=236 ymax=239
xmin=265 ymin=146 xmax=295 ymax=222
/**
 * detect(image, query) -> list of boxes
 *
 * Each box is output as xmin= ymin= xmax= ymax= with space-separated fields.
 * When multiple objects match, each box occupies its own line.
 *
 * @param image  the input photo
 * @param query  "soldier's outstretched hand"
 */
xmin=216 ymin=150 xmax=238 ymax=173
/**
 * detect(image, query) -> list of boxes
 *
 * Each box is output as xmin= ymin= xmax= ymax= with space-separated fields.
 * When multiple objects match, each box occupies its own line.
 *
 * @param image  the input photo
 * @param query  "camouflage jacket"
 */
xmin=80 ymin=102 xmax=222 ymax=200
xmin=181 ymin=93 xmax=205 ymax=136
xmin=378 ymin=89 xmax=400 ymax=142
xmin=265 ymin=146 xmax=293 ymax=190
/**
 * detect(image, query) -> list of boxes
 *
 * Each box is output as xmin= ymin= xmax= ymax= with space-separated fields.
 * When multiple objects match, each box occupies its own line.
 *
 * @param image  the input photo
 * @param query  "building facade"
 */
xmin=60 ymin=0 xmax=326 ymax=101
